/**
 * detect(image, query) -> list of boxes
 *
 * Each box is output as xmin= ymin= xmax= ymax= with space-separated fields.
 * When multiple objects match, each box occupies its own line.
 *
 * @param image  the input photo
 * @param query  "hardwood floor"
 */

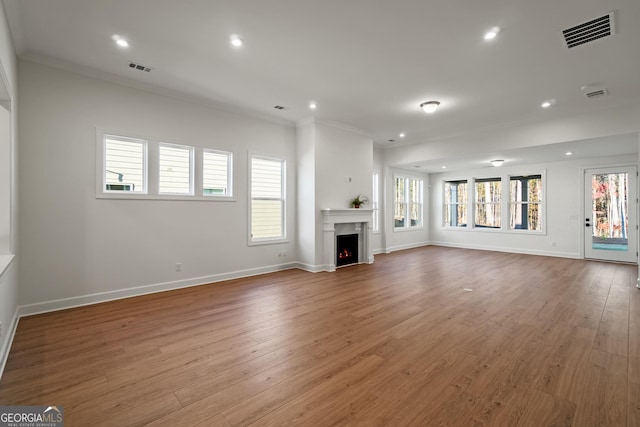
xmin=1 ymin=246 xmax=638 ymax=426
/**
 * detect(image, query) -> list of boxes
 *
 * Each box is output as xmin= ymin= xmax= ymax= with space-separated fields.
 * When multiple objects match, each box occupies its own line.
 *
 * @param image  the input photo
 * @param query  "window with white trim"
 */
xmin=394 ymin=176 xmax=423 ymax=229
xmin=251 ymin=156 xmax=285 ymax=242
xmin=104 ymin=134 xmax=147 ymax=193
xmin=98 ymin=132 xmax=235 ymax=201
xmin=474 ymin=178 xmax=501 ymax=228
xmin=510 ymin=175 xmax=542 ymax=231
xmin=159 ymin=143 xmax=193 ymax=195
xmin=444 ymin=180 xmax=467 ymax=227
xmin=203 ymin=149 xmax=232 ymax=197
xmin=372 ymin=172 xmax=380 ymax=232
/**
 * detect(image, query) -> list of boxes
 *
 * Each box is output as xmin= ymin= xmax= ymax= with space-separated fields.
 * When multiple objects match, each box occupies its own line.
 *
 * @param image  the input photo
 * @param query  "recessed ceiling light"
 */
xmin=541 ymin=99 xmax=556 ymax=108
xmin=399 ymin=133 xmax=406 ymax=138
xmin=309 ymin=101 xmax=317 ymax=110
xmin=490 ymin=159 xmax=504 ymax=167
xmin=420 ymin=101 xmax=440 ymax=114
xmin=442 ymin=166 xmax=447 ymax=169
xmin=111 ymin=35 xmax=130 ymax=48
xmin=484 ymin=27 xmax=500 ymax=40
xmin=565 ymin=151 xmax=573 ymax=156
xmin=230 ymin=35 xmax=243 ymax=47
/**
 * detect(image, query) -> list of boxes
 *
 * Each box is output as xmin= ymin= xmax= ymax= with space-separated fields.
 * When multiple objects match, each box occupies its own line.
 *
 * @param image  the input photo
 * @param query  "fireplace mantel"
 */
xmin=321 ymin=208 xmax=374 ymax=272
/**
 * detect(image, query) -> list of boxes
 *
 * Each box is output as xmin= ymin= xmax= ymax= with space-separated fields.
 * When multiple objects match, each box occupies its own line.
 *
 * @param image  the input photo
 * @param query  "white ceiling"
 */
xmin=3 ymin=0 xmax=640 ymax=152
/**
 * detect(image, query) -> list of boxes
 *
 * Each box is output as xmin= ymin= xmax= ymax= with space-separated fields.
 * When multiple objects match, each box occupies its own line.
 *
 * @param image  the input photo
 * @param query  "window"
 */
xmin=510 ymin=175 xmax=542 ymax=231
xmin=251 ymin=156 xmax=285 ymax=242
xmin=372 ymin=172 xmax=380 ymax=232
xmin=99 ymin=131 xmax=235 ymax=201
xmin=203 ymin=149 xmax=232 ymax=196
xmin=104 ymin=134 xmax=146 ymax=193
xmin=475 ymin=178 xmax=501 ymax=228
xmin=444 ymin=180 xmax=467 ymax=227
xmin=394 ymin=176 xmax=423 ymax=229
xmin=159 ymin=143 xmax=193 ymax=195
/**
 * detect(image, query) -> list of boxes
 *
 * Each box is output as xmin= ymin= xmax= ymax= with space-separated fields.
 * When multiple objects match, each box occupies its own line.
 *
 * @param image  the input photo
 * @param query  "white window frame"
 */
xmin=248 ymin=154 xmax=287 ymax=245
xmin=202 ymin=149 xmax=233 ymax=198
xmin=101 ymin=133 xmax=148 ymax=195
xmin=474 ymin=177 xmax=502 ymax=229
xmin=158 ymin=142 xmax=194 ymax=196
xmin=394 ymin=174 xmax=424 ymax=231
xmin=96 ymin=129 xmax=235 ymax=201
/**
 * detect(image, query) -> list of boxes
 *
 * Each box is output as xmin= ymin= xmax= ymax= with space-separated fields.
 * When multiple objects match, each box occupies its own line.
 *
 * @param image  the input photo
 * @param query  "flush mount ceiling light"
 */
xmin=484 ymin=26 xmax=500 ymax=40
xmin=490 ymin=159 xmax=504 ymax=167
xmin=420 ymin=101 xmax=440 ymax=114
xmin=230 ymin=35 xmax=243 ymax=47
xmin=111 ymin=34 xmax=130 ymax=48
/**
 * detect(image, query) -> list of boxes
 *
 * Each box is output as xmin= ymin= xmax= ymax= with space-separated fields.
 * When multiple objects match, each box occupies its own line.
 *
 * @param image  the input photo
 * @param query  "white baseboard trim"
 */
xmin=0 ymin=306 xmax=20 ymax=382
xmin=384 ymin=241 xmax=431 ymax=253
xmin=294 ymin=262 xmax=326 ymax=273
xmin=18 ymin=262 xmax=299 ymax=318
xmin=428 ymin=241 xmax=581 ymax=259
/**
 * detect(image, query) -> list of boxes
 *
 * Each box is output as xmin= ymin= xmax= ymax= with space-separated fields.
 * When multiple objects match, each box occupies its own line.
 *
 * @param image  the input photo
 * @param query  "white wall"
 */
xmin=429 ymin=154 xmax=636 ymax=257
xmin=372 ymin=147 xmax=384 ymax=252
xmin=0 ymin=1 xmax=18 ymax=379
xmin=314 ymin=122 xmax=373 ymax=266
xmin=295 ymin=120 xmax=316 ymax=268
xmin=18 ymin=59 xmax=297 ymax=312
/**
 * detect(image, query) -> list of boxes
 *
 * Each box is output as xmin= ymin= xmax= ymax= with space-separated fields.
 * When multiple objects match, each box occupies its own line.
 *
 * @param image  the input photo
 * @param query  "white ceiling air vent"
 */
xmin=581 ymin=83 xmax=608 ymax=99
xmin=128 ymin=62 xmax=151 ymax=72
xmin=562 ymin=12 xmax=615 ymax=48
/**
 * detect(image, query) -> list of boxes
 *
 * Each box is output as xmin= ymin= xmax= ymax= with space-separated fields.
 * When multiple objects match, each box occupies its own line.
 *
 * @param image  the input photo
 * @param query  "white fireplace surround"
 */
xmin=321 ymin=208 xmax=374 ymax=272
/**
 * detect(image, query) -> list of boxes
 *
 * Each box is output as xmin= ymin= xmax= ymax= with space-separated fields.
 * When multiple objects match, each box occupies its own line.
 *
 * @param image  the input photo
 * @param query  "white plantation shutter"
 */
xmin=203 ymin=150 xmax=231 ymax=196
xmin=159 ymin=144 xmax=193 ymax=195
xmin=104 ymin=135 xmax=146 ymax=192
xmin=251 ymin=156 xmax=285 ymax=240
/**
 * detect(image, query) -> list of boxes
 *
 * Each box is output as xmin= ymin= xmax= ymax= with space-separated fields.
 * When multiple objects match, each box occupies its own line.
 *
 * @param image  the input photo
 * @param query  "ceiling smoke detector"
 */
xmin=128 ymin=62 xmax=151 ymax=72
xmin=562 ymin=12 xmax=615 ymax=48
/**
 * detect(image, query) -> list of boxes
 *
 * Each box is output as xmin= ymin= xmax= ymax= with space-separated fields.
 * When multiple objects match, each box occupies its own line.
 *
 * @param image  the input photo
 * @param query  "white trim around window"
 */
xmin=248 ymin=153 xmax=288 ymax=245
xmin=96 ymin=129 xmax=235 ymax=201
xmin=393 ymin=174 xmax=424 ymax=231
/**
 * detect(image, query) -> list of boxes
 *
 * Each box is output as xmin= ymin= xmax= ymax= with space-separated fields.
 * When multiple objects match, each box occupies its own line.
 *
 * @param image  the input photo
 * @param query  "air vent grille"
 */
xmin=128 ymin=62 xmax=151 ymax=72
xmin=585 ymin=89 xmax=607 ymax=99
xmin=562 ymin=12 xmax=615 ymax=48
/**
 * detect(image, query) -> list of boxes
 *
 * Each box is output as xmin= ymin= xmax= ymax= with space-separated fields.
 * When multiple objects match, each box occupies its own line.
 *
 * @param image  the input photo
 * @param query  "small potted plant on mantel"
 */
xmin=350 ymin=195 xmax=369 ymax=208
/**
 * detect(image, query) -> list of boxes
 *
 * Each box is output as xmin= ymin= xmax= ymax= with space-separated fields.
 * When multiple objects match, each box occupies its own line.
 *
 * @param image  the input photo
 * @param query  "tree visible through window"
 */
xmin=475 ymin=178 xmax=501 ymax=228
xmin=444 ymin=180 xmax=467 ymax=227
xmin=510 ymin=175 xmax=542 ymax=231
xmin=394 ymin=176 xmax=423 ymax=229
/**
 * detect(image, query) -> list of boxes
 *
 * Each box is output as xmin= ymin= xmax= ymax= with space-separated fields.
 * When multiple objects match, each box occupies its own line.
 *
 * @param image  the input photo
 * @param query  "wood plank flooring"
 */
xmin=1 ymin=246 xmax=638 ymax=426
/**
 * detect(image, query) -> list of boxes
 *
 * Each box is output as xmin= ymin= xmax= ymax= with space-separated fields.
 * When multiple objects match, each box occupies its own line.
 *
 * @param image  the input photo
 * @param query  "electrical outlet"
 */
xmin=175 ymin=262 xmax=182 ymax=272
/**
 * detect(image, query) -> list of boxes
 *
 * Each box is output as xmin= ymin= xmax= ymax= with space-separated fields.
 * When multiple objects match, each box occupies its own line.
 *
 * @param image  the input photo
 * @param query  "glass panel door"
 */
xmin=584 ymin=166 xmax=637 ymax=263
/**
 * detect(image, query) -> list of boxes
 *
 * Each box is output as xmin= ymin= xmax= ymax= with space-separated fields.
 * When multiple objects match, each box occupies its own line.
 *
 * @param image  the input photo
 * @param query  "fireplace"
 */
xmin=321 ymin=208 xmax=373 ymax=272
xmin=336 ymin=234 xmax=359 ymax=267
